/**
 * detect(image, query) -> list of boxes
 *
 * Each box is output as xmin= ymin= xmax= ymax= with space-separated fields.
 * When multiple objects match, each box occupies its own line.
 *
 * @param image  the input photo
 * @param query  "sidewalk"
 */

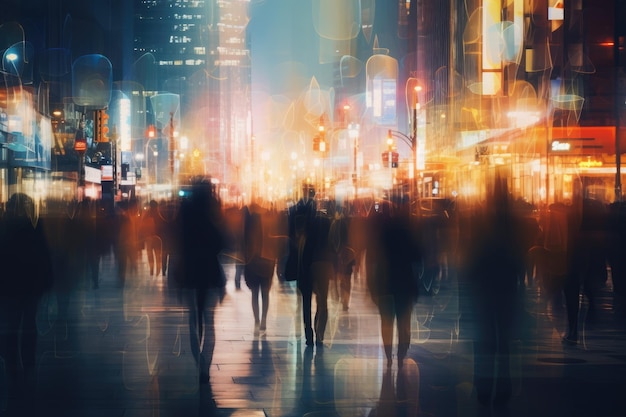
xmin=2 ymin=252 xmax=625 ymax=416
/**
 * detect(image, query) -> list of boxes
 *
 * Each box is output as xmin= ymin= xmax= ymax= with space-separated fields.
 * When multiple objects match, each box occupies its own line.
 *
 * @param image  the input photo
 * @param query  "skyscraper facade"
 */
xmin=133 ymin=0 xmax=251 ymax=190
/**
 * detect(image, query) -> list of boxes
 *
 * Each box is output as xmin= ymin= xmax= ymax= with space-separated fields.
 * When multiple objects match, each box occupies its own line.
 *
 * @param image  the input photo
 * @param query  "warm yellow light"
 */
xmin=482 ymin=72 xmax=501 ymax=95
xmin=579 ymin=159 xmax=603 ymax=168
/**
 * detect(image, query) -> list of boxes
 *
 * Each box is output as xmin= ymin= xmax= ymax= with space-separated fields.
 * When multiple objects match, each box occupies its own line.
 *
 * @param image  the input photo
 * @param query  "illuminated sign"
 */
xmin=74 ymin=139 xmax=87 ymax=152
xmin=551 ymin=140 xmax=571 ymax=151
xmin=579 ymin=160 xmax=603 ymax=168
xmin=101 ymin=165 xmax=113 ymax=181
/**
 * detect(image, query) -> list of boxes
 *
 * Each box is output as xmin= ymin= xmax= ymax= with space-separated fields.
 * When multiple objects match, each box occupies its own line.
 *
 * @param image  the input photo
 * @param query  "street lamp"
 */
xmin=151 ymin=147 xmax=159 ymax=186
xmin=349 ymin=123 xmax=359 ymax=196
xmin=143 ymin=139 xmax=158 ymax=192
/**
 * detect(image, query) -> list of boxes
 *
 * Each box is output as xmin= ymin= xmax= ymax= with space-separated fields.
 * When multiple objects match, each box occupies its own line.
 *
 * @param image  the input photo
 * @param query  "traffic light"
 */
xmin=313 ymin=135 xmax=320 ymax=151
xmin=95 ymin=109 xmax=110 ymax=142
xmin=146 ymin=125 xmax=156 ymax=138
xmin=381 ymin=151 xmax=399 ymax=168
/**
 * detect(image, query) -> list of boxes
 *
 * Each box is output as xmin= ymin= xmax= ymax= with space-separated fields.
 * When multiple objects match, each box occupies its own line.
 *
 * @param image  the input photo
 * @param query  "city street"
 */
xmin=2 ymin=251 xmax=626 ymax=417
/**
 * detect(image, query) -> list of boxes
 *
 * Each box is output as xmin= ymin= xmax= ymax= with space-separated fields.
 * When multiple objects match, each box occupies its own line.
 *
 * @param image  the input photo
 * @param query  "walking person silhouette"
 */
xmin=0 ymin=193 xmax=54 ymax=412
xmin=243 ymin=202 xmax=277 ymax=332
xmin=173 ymin=177 xmax=227 ymax=383
xmin=365 ymin=200 xmax=422 ymax=368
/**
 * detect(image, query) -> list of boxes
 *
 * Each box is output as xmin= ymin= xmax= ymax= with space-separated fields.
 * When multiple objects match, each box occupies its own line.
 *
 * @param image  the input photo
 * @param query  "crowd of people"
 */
xmin=1 ymin=176 xmax=625 ymax=412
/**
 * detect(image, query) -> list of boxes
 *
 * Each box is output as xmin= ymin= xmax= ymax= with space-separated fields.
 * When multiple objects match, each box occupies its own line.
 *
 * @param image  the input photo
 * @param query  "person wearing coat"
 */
xmin=0 ymin=193 xmax=54 ymax=409
xmin=172 ymin=178 xmax=226 ymax=383
xmin=365 ymin=200 xmax=422 ymax=368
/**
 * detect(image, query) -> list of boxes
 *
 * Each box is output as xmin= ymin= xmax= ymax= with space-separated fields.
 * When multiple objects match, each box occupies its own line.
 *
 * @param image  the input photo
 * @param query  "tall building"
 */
xmin=133 ymin=0 xmax=251 ymax=191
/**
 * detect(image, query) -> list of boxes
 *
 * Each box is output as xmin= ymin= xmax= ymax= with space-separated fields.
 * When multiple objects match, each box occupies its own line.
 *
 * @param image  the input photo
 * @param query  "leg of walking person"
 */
xmin=396 ymin=295 xmax=414 ymax=367
xmin=154 ymin=236 xmax=162 ymax=276
xmin=234 ymin=263 xmax=244 ymax=290
xmin=562 ymin=270 xmax=581 ymax=344
xmin=260 ymin=278 xmax=271 ymax=331
xmin=493 ymin=310 xmax=513 ymax=406
xmin=340 ymin=272 xmax=352 ymax=311
xmin=146 ymin=237 xmax=155 ymax=276
xmin=377 ymin=295 xmax=394 ymax=366
xmin=19 ymin=295 xmax=40 ymax=392
xmin=312 ymin=261 xmax=331 ymax=346
xmin=199 ymin=289 xmax=219 ymax=382
xmin=186 ymin=289 xmax=201 ymax=365
xmin=300 ymin=286 xmax=314 ymax=346
xmin=251 ymin=283 xmax=261 ymax=328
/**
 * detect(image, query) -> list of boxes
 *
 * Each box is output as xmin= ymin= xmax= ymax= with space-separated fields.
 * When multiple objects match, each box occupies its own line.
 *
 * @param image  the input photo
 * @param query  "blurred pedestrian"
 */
xmin=140 ymin=199 xmax=163 ymax=277
xmin=561 ymin=197 xmax=608 ymax=345
xmin=172 ymin=177 xmax=227 ymax=383
xmin=287 ymin=187 xmax=332 ymax=347
xmin=158 ymin=199 xmax=176 ymax=279
xmin=365 ymin=200 xmax=421 ymax=368
xmin=463 ymin=178 xmax=525 ymax=407
xmin=243 ymin=202 xmax=277 ymax=332
xmin=224 ymin=203 xmax=246 ymax=290
xmin=329 ymin=209 xmax=355 ymax=311
xmin=115 ymin=198 xmax=142 ymax=285
xmin=0 ymin=193 xmax=54 ymax=409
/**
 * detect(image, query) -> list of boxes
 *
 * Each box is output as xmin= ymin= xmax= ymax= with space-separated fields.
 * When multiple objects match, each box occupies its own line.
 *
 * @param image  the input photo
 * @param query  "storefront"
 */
xmin=548 ymin=126 xmax=625 ymax=204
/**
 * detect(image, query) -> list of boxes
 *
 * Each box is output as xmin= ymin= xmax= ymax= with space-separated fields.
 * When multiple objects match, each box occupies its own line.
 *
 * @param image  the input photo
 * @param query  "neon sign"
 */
xmin=551 ymin=140 xmax=571 ymax=151
xmin=579 ymin=160 xmax=603 ymax=168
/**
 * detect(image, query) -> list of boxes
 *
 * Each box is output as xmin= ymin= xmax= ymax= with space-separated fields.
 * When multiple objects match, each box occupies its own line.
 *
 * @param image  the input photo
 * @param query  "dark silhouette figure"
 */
xmin=172 ymin=178 xmax=226 ymax=383
xmin=78 ymin=198 xmax=102 ymax=289
xmin=243 ymin=203 xmax=277 ymax=332
xmin=114 ymin=198 xmax=142 ymax=285
xmin=329 ymin=211 xmax=356 ymax=311
xmin=0 ymin=193 xmax=54 ymax=410
xmin=365 ymin=201 xmax=421 ymax=368
xmin=561 ymin=198 xmax=608 ymax=345
xmin=224 ymin=204 xmax=247 ymax=290
xmin=157 ymin=199 xmax=176 ymax=279
xmin=140 ymin=199 xmax=164 ymax=276
xmin=607 ymin=202 xmax=626 ymax=299
xmin=287 ymin=191 xmax=332 ymax=347
xmin=463 ymin=179 xmax=525 ymax=407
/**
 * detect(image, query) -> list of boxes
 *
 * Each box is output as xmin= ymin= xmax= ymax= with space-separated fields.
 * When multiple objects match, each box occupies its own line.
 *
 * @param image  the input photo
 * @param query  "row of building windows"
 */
xmin=173 ymin=0 xmax=205 ymax=7
xmin=170 ymin=35 xmax=193 ymax=43
xmin=157 ymin=59 xmax=205 ymax=66
xmin=217 ymin=46 xmax=247 ymax=56
xmin=216 ymin=59 xmax=246 ymax=67
xmin=173 ymin=23 xmax=196 ymax=32
xmin=173 ymin=14 xmax=203 ymax=20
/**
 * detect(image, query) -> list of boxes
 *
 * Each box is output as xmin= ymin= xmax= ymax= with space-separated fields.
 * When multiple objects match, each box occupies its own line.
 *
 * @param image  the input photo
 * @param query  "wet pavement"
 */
xmin=2 ymin=250 xmax=626 ymax=417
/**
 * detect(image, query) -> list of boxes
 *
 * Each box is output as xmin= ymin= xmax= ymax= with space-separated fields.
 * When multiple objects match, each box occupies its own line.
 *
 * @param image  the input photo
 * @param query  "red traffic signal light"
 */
xmin=381 ymin=151 xmax=399 ymax=168
xmin=146 ymin=125 xmax=156 ymax=138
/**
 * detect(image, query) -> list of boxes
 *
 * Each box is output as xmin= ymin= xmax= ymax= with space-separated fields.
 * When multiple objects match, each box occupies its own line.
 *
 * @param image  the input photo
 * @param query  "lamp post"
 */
xmin=349 ymin=123 xmax=359 ymax=197
xmin=411 ymin=85 xmax=421 ymax=200
xmin=152 ymin=147 xmax=159 ymax=186
xmin=387 ymin=131 xmax=395 ymax=199
xmin=318 ymin=117 xmax=326 ymax=196
xmin=143 ymin=139 xmax=158 ymax=196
